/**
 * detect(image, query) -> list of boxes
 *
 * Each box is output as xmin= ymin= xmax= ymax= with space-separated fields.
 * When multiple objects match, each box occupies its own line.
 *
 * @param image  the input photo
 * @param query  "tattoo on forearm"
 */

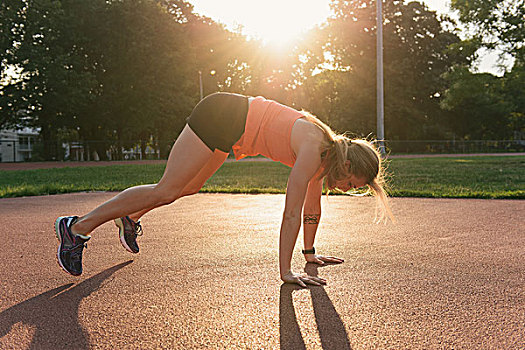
xmin=303 ymin=214 xmax=320 ymax=225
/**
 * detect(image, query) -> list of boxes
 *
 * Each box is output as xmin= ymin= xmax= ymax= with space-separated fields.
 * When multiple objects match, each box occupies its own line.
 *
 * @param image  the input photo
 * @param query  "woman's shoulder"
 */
xmin=291 ymin=118 xmax=326 ymax=155
xmin=296 ymin=118 xmax=326 ymax=140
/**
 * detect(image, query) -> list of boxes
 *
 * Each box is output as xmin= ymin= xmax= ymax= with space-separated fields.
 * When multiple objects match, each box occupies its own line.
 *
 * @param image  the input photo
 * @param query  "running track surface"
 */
xmin=0 ymin=193 xmax=523 ymax=349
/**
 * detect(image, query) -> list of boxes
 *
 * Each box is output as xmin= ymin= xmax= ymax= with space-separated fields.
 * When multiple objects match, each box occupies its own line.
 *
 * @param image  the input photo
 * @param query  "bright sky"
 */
xmin=190 ymin=0 xmax=449 ymax=42
xmin=188 ymin=0 xmax=504 ymax=74
xmin=191 ymin=0 xmax=333 ymax=44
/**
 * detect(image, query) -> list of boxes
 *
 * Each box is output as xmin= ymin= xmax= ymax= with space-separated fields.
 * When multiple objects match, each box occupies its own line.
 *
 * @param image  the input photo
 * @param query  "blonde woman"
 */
xmin=55 ymin=92 xmax=391 ymax=286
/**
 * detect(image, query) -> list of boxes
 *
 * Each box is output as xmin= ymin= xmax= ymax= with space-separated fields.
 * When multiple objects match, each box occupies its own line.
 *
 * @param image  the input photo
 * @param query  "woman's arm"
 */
xmin=302 ymin=177 xmax=345 ymax=265
xmin=302 ymin=177 xmax=323 ymax=251
xmin=279 ymin=145 xmax=326 ymax=287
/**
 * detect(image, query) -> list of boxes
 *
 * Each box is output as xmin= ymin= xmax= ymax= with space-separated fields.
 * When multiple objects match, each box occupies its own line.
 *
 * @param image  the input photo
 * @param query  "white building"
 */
xmin=0 ymin=128 xmax=40 ymax=162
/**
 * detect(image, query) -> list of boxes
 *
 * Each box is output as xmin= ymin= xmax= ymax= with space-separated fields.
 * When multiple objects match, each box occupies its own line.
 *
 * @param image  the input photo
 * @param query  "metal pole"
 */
xmin=199 ymin=71 xmax=203 ymax=100
xmin=376 ymin=0 xmax=385 ymax=155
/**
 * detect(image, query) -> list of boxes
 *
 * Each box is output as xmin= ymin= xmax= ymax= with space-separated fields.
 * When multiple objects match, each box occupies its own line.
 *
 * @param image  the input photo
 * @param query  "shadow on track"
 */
xmin=0 ymin=260 xmax=133 ymax=349
xmin=279 ymin=263 xmax=352 ymax=350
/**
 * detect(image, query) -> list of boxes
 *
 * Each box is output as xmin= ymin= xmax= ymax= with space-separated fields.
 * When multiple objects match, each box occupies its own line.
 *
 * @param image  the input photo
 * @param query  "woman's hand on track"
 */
xmin=281 ymin=271 xmax=326 ymax=287
xmin=304 ymin=254 xmax=344 ymax=265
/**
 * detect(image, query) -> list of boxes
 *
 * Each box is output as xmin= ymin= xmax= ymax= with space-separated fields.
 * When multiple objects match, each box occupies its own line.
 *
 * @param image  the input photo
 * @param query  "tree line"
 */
xmin=1 ymin=0 xmax=523 ymax=160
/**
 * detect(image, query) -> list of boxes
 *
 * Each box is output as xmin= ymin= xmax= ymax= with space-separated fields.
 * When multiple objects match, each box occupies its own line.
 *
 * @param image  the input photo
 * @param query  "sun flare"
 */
xmin=191 ymin=0 xmax=331 ymax=46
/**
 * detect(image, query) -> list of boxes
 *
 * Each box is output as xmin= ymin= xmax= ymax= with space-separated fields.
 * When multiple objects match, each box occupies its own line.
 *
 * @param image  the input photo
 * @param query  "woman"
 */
xmin=55 ymin=92 xmax=391 ymax=287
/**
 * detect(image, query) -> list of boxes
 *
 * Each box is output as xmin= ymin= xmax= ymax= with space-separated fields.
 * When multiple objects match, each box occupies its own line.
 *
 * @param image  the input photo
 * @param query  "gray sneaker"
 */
xmin=114 ymin=216 xmax=142 ymax=254
xmin=55 ymin=216 xmax=90 ymax=276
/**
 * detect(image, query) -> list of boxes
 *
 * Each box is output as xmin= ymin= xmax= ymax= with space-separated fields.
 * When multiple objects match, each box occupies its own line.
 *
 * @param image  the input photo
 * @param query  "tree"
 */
xmin=1 ymin=0 xmax=202 ymax=160
xmin=79 ymin=0 xmax=197 ymax=159
xmin=300 ymin=0 xmax=468 ymax=141
xmin=441 ymin=67 xmax=514 ymax=139
xmin=450 ymin=0 xmax=524 ymax=139
xmin=451 ymin=0 xmax=524 ymax=61
xmin=0 ymin=0 xmax=97 ymax=159
xmin=0 ymin=1 xmax=26 ymax=128
xmin=502 ymin=58 xmax=525 ymax=139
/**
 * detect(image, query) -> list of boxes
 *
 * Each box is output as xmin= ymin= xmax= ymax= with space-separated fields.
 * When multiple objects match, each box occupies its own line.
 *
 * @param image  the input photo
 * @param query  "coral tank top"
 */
xmin=232 ymin=96 xmax=304 ymax=167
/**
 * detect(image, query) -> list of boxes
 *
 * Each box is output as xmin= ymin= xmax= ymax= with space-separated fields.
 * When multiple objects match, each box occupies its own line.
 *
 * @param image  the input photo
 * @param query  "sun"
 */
xmin=239 ymin=0 xmax=330 ymax=46
xmin=244 ymin=6 xmax=310 ymax=45
xmin=191 ymin=0 xmax=331 ymax=46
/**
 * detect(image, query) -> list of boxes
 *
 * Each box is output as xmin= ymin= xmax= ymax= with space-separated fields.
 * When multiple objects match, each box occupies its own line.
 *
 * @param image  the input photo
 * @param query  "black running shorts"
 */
xmin=186 ymin=92 xmax=249 ymax=152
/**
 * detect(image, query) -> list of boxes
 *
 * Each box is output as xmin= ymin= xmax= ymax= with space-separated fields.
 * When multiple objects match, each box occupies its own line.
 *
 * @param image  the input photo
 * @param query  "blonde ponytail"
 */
xmin=301 ymin=111 xmax=393 ymax=222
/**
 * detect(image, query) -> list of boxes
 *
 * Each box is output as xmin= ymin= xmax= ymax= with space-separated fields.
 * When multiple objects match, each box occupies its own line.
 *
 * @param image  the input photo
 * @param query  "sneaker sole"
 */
xmin=54 ymin=216 xmax=81 ymax=276
xmin=114 ymin=218 xmax=138 ymax=254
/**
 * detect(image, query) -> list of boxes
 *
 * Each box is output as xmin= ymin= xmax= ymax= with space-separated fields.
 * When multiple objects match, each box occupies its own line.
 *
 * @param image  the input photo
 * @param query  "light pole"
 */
xmin=376 ymin=0 xmax=385 ymax=155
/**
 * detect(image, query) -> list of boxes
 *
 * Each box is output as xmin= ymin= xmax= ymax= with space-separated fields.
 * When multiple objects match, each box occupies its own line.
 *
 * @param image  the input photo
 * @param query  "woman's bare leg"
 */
xmin=70 ymin=125 xmax=214 ymax=235
xmin=127 ymin=149 xmax=229 ymax=221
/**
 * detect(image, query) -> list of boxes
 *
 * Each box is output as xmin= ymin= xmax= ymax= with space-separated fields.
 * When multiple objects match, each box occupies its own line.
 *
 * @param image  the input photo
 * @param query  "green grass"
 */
xmin=384 ymin=156 xmax=524 ymax=199
xmin=0 ymin=156 xmax=524 ymax=199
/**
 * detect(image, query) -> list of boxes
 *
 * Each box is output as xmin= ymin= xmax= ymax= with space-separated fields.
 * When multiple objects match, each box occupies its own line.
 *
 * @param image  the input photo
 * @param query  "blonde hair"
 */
xmin=302 ymin=112 xmax=394 ymax=222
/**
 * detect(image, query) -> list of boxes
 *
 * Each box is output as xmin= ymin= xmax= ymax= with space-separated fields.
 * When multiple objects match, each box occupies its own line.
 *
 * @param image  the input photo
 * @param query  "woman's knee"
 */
xmin=152 ymin=184 xmax=183 ymax=205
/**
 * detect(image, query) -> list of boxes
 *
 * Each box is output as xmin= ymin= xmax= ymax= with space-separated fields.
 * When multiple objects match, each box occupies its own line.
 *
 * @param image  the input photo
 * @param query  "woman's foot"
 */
xmin=114 ymin=216 xmax=142 ymax=254
xmin=54 ymin=216 xmax=90 ymax=276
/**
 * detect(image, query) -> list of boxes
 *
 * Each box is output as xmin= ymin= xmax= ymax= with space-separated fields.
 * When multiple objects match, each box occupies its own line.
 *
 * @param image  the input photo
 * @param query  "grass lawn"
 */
xmin=385 ymin=156 xmax=524 ymax=199
xmin=0 ymin=156 xmax=523 ymax=199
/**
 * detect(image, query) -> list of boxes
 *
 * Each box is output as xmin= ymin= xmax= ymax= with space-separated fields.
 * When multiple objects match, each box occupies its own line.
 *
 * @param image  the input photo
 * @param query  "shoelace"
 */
xmin=134 ymin=221 xmax=143 ymax=236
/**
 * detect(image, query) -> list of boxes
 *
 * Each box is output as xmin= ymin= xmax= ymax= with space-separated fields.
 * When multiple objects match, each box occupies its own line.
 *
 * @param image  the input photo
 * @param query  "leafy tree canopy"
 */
xmin=451 ymin=0 xmax=524 ymax=61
